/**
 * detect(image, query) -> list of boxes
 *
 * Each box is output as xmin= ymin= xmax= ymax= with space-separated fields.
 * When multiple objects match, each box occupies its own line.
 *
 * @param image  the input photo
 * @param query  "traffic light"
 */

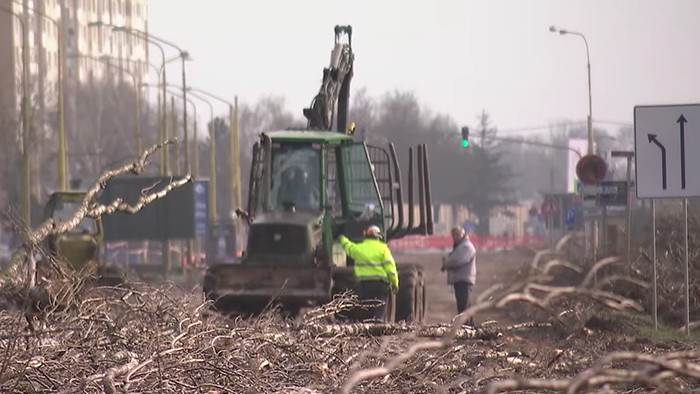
xmin=461 ymin=126 xmax=470 ymax=147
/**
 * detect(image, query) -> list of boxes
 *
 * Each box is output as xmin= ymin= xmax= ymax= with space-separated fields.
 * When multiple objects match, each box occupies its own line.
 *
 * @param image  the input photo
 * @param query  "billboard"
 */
xmin=98 ymin=176 xmax=208 ymax=242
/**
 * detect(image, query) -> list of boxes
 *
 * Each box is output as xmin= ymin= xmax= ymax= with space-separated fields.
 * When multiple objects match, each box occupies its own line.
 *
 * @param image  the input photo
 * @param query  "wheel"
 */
xmin=396 ymin=264 xmax=420 ymax=323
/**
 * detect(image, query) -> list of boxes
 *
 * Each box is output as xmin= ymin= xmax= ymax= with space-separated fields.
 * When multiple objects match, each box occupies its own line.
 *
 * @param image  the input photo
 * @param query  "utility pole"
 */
xmin=233 ymin=96 xmax=241 ymax=219
xmin=172 ymin=97 xmax=180 ymax=174
xmin=161 ymin=92 xmax=171 ymax=282
xmin=20 ymin=3 xmax=31 ymax=227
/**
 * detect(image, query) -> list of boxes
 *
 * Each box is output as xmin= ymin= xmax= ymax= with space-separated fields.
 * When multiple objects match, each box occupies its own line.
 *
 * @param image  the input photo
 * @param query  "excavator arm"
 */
xmin=303 ymin=25 xmax=354 ymax=133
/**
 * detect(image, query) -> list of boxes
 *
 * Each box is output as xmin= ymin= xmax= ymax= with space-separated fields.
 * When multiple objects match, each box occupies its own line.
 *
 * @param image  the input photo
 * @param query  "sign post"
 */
xmin=541 ymin=196 xmax=560 ymax=249
xmin=652 ymin=199 xmax=657 ymax=330
xmin=634 ymin=103 xmax=700 ymax=335
xmin=576 ymin=154 xmax=608 ymax=260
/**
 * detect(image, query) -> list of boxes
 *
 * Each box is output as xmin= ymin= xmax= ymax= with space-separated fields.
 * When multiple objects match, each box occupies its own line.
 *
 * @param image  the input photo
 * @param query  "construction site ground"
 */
xmin=401 ymin=248 xmax=528 ymax=326
xmin=3 ymin=247 xmax=700 ymax=392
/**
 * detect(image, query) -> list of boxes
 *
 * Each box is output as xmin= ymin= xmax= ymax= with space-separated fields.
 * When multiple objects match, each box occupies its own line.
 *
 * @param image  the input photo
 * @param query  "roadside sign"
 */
xmin=194 ymin=181 xmax=209 ymax=237
xmin=634 ymin=104 xmax=700 ymax=199
xmin=541 ymin=196 xmax=560 ymax=216
xmin=581 ymin=181 xmax=629 ymax=207
xmin=565 ymin=208 xmax=576 ymax=228
xmin=583 ymin=206 xmax=603 ymax=218
xmin=596 ymin=181 xmax=628 ymax=206
xmin=576 ymin=154 xmax=607 ymax=185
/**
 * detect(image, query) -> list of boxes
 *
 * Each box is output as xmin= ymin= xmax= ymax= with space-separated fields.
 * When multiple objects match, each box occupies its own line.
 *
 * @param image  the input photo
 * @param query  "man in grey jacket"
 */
xmin=441 ymin=227 xmax=477 ymax=325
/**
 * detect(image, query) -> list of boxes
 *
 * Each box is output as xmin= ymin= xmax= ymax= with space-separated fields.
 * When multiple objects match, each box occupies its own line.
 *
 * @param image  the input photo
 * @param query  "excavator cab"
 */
xmin=43 ymin=192 xmax=103 ymax=274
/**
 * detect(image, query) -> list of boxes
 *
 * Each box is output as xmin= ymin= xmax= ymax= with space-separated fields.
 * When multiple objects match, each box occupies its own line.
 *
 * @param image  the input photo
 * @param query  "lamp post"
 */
xmin=107 ymin=56 xmax=164 ymax=155
xmin=165 ymin=88 xmax=198 ymax=268
xmin=113 ymin=26 xmax=193 ymax=174
xmin=13 ymin=0 xmax=67 ymax=192
xmin=142 ymin=61 xmax=163 ymax=159
xmin=187 ymin=88 xmax=241 ymax=223
xmin=187 ymin=91 xmax=217 ymax=223
xmin=549 ymin=25 xmax=593 ymax=156
xmin=164 ymin=88 xmax=197 ymax=171
xmin=88 ymin=21 xmax=171 ymax=175
xmin=188 ymin=88 xmax=242 ymax=254
xmin=610 ymin=152 xmax=634 ymax=263
xmin=550 ymin=25 xmax=596 ymax=260
xmin=166 ymin=85 xmax=201 ymax=177
xmin=1 ymin=6 xmax=30 ymax=226
xmin=69 ymin=53 xmax=142 ymax=159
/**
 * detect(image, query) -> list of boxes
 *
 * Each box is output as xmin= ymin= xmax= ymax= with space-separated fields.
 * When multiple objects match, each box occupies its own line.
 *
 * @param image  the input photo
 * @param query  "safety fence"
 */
xmin=388 ymin=234 xmax=547 ymax=253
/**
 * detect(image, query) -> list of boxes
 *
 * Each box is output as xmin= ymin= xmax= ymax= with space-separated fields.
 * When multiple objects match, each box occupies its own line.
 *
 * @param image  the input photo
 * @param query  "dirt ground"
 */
xmin=397 ymin=248 xmax=533 ymax=325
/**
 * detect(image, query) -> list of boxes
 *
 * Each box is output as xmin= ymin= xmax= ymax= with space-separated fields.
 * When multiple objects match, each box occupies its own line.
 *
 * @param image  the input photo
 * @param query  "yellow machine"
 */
xmin=43 ymin=192 xmax=123 ymax=284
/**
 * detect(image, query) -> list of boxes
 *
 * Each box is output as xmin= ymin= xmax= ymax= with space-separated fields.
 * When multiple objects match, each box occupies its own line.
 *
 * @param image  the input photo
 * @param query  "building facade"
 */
xmin=0 ymin=0 xmax=149 ymax=207
xmin=0 ymin=0 xmax=149 ymax=128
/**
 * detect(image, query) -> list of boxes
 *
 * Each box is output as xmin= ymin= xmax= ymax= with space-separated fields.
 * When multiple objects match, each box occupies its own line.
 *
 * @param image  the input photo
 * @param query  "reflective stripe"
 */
xmin=355 ymin=260 xmax=394 ymax=267
xmin=356 ymin=274 xmax=390 ymax=282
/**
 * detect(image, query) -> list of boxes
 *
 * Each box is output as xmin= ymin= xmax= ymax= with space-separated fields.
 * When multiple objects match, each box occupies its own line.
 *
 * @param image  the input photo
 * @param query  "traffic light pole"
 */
xmin=459 ymin=132 xmax=583 ymax=160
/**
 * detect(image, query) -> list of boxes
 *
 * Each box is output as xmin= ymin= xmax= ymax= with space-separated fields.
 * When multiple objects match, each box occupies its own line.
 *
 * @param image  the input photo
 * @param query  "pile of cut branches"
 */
xmin=0 ymin=234 xmax=696 ymax=393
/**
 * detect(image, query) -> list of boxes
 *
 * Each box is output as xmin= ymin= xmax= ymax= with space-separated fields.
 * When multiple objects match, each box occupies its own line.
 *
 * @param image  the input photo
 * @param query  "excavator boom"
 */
xmin=303 ymin=25 xmax=354 ymax=132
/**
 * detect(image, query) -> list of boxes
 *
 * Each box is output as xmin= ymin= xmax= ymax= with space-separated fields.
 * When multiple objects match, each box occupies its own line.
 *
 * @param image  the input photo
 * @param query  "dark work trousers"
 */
xmin=359 ymin=280 xmax=390 ymax=321
xmin=453 ymin=281 xmax=475 ymax=326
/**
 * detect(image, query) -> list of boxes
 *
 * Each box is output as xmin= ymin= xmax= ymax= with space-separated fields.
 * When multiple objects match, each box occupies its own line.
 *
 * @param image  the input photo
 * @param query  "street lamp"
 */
xmin=187 ymin=91 xmax=217 ymax=223
xmin=138 ymin=60 xmax=164 ymax=158
xmin=88 ymin=21 xmax=172 ymax=176
xmin=165 ymin=88 xmax=198 ymax=268
xmin=12 ymin=0 xmax=67 ymax=192
xmin=188 ymin=87 xmax=241 ymax=223
xmin=0 ymin=6 xmax=30 ymax=226
xmin=165 ymin=88 xmax=197 ymax=175
xmin=98 ymin=55 xmax=144 ymax=155
xmin=112 ymin=26 xmax=193 ymax=174
xmin=549 ymin=25 xmax=594 ymax=156
xmin=69 ymin=53 xmax=142 ymax=160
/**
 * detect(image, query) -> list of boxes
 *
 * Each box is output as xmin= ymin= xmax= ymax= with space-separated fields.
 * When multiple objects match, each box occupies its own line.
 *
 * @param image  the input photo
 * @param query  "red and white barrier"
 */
xmin=389 ymin=235 xmax=547 ymax=253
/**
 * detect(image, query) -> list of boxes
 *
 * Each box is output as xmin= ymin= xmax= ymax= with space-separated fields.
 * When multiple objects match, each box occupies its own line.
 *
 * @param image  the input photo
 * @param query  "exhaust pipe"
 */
xmin=422 ymin=144 xmax=434 ymax=235
xmin=387 ymin=143 xmax=404 ymax=239
xmin=246 ymin=141 xmax=261 ymax=221
xmin=402 ymin=147 xmax=415 ymax=238
xmin=417 ymin=145 xmax=426 ymax=234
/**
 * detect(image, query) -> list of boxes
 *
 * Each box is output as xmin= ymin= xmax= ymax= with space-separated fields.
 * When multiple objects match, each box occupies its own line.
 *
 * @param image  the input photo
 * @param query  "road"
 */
xmin=396 ymin=248 xmax=534 ymax=325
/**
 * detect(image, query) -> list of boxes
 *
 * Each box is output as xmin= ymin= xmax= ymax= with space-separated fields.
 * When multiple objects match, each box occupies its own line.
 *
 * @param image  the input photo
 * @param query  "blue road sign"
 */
xmin=194 ymin=181 xmax=209 ymax=237
xmin=565 ymin=208 xmax=576 ymax=228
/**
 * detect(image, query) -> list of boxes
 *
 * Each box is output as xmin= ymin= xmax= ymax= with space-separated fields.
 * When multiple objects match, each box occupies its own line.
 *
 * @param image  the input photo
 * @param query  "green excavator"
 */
xmin=203 ymin=25 xmax=434 ymax=322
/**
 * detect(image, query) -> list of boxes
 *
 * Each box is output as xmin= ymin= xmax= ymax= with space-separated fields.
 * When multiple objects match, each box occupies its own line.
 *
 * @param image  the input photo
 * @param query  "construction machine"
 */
xmin=43 ymin=191 xmax=124 ymax=285
xmin=203 ymin=25 xmax=433 ymax=322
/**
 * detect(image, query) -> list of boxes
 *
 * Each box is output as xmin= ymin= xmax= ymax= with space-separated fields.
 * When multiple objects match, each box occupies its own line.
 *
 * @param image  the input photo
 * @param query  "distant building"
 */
xmin=0 ymin=0 xmax=149 ymax=127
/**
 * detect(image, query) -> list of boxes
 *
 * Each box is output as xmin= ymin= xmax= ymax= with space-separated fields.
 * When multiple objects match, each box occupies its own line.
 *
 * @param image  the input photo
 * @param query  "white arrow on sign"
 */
xmin=634 ymin=104 xmax=700 ymax=199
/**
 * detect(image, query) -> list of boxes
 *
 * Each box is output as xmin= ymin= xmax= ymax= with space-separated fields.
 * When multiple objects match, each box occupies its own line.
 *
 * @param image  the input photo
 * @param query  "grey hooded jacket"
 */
xmin=444 ymin=237 xmax=476 ymax=285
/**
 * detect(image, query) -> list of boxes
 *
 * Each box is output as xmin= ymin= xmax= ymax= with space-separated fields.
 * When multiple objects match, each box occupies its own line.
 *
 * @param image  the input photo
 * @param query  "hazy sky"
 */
xmin=146 ymin=0 xmax=700 ymax=137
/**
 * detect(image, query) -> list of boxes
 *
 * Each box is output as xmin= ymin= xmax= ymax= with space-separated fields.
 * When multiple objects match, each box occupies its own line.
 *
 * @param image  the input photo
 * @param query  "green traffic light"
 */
xmin=462 ymin=139 xmax=469 ymax=147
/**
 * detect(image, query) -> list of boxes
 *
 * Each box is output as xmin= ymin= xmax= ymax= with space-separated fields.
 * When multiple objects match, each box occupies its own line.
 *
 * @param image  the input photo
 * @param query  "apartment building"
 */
xmin=0 ymin=0 xmax=149 ymax=123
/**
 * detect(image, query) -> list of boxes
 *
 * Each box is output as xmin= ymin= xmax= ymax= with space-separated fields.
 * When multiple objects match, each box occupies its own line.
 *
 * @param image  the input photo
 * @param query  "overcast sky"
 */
xmin=146 ymin=0 xmax=700 ymax=137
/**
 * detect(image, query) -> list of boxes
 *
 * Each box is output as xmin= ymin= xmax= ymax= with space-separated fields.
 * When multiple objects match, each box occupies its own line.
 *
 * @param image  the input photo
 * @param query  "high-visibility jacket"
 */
xmin=338 ymin=236 xmax=399 ymax=289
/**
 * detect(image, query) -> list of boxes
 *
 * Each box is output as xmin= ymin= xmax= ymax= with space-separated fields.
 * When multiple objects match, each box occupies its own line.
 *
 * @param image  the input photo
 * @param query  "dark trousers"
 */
xmin=453 ymin=281 xmax=474 ymax=326
xmin=359 ymin=280 xmax=390 ymax=321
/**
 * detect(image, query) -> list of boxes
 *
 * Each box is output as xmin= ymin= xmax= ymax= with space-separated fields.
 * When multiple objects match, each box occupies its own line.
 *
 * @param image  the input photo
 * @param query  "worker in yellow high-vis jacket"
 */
xmin=337 ymin=225 xmax=398 ymax=321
